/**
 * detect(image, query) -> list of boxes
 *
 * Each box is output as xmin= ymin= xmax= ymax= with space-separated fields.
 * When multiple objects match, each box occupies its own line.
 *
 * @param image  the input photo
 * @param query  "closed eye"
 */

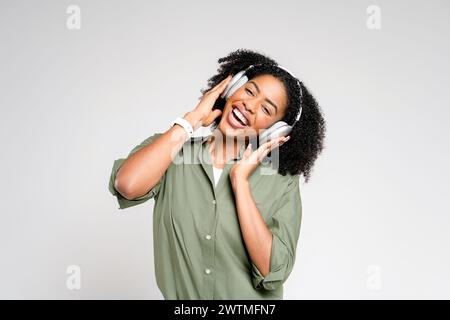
xmin=245 ymin=88 xmax=271 ymax=115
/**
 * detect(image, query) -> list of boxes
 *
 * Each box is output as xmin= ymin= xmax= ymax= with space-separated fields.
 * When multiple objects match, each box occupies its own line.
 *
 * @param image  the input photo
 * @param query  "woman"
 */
xmin=108 ymin=49 xmax=326 ymax=299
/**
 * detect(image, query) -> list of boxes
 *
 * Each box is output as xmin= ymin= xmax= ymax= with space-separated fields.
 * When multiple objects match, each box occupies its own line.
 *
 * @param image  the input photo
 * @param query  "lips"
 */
xmin=234 ymin=105 xmax=250 ymax=124
xmin=227 ymin=106 xmax=248 ymax=129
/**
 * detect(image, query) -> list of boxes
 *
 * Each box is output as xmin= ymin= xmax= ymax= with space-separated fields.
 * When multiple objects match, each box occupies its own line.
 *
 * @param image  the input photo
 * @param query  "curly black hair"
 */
xmin=199 ymin=49 xmax=326 ymax=183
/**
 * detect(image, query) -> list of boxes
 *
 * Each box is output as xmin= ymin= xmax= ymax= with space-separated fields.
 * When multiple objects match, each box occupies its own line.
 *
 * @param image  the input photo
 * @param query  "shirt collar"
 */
xmin=200 ymin=135 xmax=247 ymax=163
xmin=196 ymin=135 xmax=247 ymax=190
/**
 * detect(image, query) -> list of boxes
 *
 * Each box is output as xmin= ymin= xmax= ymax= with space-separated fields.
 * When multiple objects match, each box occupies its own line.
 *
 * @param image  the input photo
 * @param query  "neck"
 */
xmin=208 ymin=128 xmax=246 ymax=168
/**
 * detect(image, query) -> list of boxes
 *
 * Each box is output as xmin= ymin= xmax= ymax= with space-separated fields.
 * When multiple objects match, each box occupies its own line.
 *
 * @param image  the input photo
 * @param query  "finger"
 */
xmin=251 ymin=140 xmax=277 ymax=164
xmin=218 ymin=74 xmax=232 ymax=86
xmin=254 ymin=145 xmax=272 ymax=163
xmin=252 ymin=141 xmax=272 ymax=161
xmin=269 ymin=136 xmax=289 ymax=151
xmin=264 ymin=137 xmax=291 ymax=160
xmin=279 ymin=135 xmax=291 ymax=146
xmin=252 ymin=137 xmax=284 ymax=162
xmin=272 ymin=135 xmax=288 ymax=146
xmin=209 ymin=75 xmax=231 ymax=91
xmin=243 ymin=143 xmax=252 ymax=159
xmin=203 ymin=109 xmax=222 ymax=126
xmin=209 ymin=75 xmax=232 ymax=94
xmin=259 ymin=136 xmax=285 ymax=153
xmin=275 ymin=135 xmax=291 ymax=148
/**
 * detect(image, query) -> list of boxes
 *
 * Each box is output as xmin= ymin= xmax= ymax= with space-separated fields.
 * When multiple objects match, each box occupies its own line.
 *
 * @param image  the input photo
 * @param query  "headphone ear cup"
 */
xmin=258 ymin=121 xmax=293 ymax=145
xmin=224 ymin=75 xmax=248 ymax=100
xmin=221 ymin=70 xmax=247 ymax=100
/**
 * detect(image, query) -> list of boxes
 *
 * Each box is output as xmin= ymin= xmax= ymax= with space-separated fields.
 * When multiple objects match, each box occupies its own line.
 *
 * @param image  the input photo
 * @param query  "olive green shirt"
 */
xmin=108 ymin=132 xmax=302 ymax=300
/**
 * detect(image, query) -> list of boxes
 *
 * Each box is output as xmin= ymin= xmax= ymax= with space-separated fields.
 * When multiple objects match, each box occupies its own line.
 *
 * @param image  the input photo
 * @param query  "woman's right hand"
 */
xmin=183 ymin=75 xmax=232 ymax=130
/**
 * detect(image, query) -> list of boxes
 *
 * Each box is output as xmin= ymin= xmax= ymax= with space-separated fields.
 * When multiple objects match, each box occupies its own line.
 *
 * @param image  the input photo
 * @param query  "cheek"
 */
xmin=221 ymin=104 xmax=232 ymax=118
xmin=252 ymin=114 xmax=273 ymax=130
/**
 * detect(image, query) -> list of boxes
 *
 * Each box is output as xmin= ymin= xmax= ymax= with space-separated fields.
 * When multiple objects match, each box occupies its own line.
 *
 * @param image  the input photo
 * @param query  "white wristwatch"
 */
xmin=171 ymin=117 xmax=194 ymax=141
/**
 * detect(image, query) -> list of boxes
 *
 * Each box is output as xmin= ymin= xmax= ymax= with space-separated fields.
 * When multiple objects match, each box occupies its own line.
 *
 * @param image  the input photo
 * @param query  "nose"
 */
xmin=243 ymin=99 xmax=257 ymax=114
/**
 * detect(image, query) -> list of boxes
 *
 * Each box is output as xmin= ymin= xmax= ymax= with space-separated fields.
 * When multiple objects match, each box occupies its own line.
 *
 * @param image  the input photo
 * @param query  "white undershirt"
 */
xmin=212 ymin=166 xmax=223 ymax=187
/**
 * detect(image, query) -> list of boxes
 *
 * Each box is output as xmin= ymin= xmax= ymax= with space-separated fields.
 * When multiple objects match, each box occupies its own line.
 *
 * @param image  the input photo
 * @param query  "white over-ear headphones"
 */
xmin=220 ymin=64 xmax=303 ymax=146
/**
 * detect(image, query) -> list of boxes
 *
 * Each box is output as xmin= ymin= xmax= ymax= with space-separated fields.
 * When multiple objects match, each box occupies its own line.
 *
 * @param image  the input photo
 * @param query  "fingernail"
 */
xmin=247 ymin=143 xmax=252 ymax=149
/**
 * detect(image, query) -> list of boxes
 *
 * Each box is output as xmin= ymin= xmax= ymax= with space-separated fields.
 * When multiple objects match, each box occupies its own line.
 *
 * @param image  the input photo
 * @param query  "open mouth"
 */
xmin=227 ymin=105 xmax=249 ymax=128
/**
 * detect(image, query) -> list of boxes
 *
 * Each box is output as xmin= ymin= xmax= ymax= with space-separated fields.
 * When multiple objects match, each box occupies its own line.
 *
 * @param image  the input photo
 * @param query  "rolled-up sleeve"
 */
xmin=108 ymin=132 xmax=165 ymax=210
xmin=251 ymin=175 xmax=302 ymax=291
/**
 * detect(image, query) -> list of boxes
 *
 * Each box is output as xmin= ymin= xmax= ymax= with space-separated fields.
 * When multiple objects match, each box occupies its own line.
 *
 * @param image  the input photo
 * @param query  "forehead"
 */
xmin=248 ymin=74 xmax=288 ymax=108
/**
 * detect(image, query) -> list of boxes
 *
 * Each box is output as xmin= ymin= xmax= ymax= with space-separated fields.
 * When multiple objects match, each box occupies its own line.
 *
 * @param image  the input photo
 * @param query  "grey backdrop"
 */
xmin=1 ymin=0 xmax=449 ymax=299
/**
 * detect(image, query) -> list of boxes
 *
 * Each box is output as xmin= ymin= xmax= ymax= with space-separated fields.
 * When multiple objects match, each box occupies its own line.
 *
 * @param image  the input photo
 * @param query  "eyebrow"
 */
xmin=248 ymin=81 xmax=278 ymax=114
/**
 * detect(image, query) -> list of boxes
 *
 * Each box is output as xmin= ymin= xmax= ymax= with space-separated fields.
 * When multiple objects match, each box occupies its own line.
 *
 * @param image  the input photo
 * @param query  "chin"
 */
xmin=217 ymin=120 xmax=244 ymax=137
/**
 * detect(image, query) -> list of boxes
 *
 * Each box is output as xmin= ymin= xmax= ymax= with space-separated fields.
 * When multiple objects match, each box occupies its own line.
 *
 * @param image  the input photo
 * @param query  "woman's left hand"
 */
xmin=230 ymin=135 xmax=291 ymax=184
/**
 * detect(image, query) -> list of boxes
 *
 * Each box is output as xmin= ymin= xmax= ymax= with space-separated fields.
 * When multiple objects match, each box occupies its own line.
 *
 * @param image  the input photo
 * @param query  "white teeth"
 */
xmin=232 ymin=107 xmax=249 ymax=125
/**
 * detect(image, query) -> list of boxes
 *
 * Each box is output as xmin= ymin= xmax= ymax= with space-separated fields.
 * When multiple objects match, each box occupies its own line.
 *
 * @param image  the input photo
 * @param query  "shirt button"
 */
xmin=205 ymin=268 xmax=211 ymax=274
xmin=211 ymin=200 xmax=216 ymax=205
xmin=205 ymin=234 xmax=212 ymax=240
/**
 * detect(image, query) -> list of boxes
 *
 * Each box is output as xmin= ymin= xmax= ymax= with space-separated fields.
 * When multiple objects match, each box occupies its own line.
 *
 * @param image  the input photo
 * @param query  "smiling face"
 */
xmin=218 ymin=74 xmax=288 ymax=139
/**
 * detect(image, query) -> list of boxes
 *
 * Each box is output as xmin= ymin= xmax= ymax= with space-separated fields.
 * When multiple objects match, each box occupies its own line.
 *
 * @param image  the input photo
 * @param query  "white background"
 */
xmin=1 ymin=0 xmax=449 ymax=299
